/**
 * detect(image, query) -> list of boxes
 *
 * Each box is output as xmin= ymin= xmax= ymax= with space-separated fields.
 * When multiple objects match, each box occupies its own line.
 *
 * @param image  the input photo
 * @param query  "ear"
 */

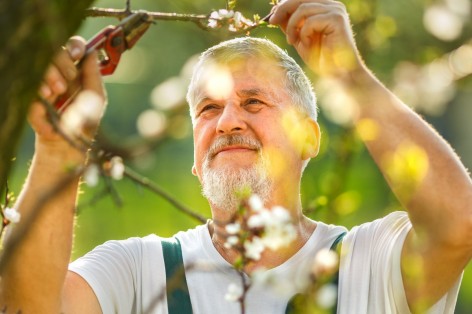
xmin=191 ymin=164 xmax=197 ymax=176
xmin=301 ymin=119 xmax=321 ymax=160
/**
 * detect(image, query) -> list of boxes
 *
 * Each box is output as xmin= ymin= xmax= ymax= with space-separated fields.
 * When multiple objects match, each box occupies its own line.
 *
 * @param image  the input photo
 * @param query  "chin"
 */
xmin=201 ymin=164 xmax=272 ymax=213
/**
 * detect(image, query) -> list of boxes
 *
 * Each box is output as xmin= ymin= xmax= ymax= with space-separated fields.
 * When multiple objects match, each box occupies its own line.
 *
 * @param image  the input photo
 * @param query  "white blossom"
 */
xmin=248 ymin=194 xmax=264 ymax=212
xmin=110 ymin=156 xmax=125 ymax=180
xmin=271 ymin=206 xmax=291 ymax=221
xmin=224 ymin=235 xmax=239 ymax=249
xmin=84 ymin=164 xmax=100 ymax=187
xmin=4 ymin=207 xmax=21 ymax=224
xmin=225 ymin=283 xmax=243 ymax=302
xmin=262 ymin=222 xmax=297 ymax=250
xmin=225 ymin=222 xmax=241 ymax=235
xmin=247 ymin=214 xmax=265 ymax=229
xmin=316 ymin=283 xmax=338 ymax=309
xmin=244 ymin=236 xmax=265 ymax=260
xmin=75 ymin=91 xmax=104 ymax=121
xmin=233 ymin=11 xmax=243 ymax=28
xmin=312 ymin=248 xmax=339 ymax=277
xmin=210 ymin=11 xmax=219 ymax=19
xmin=218 ymin=9 xmax=234 ymax=18
xmin=61 ymin=91 xmax=103 ymax=137
xmin=207 ymin=19 xmax=218 ymax=28
xmin=261 ymin=206 xmax=297 ymax=250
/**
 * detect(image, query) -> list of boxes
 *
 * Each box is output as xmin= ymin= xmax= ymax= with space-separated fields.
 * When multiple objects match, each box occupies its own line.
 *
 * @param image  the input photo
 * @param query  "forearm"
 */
xmin=346 ymin=68 xmax=472 ymax=245
xmin=0 ymin=141 xmax=86 ymax=312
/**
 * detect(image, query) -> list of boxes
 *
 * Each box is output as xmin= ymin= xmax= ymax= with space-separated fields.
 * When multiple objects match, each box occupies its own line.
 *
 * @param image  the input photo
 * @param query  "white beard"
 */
xmin=201 ymin=135 xmax=272 ymax=212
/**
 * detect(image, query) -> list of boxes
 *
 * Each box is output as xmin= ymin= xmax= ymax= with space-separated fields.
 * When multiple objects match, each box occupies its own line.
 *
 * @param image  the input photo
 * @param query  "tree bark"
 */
xmin=0 ymin=0 xmax=95 ymax=196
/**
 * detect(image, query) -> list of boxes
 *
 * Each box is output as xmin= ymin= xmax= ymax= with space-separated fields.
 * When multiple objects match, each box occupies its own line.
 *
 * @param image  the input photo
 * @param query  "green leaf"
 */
xmin=227 ymin=0 xmax=237 ymax=10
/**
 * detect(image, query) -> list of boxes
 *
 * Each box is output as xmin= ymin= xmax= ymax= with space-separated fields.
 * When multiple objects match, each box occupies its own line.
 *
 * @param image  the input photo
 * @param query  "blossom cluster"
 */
xmin=83 ymin=156 xmax=125 ymax=187
xmin=222 ymin=194 xmax=297 ymax=303
xmin=223 ymin=194 xmax=297 ymax=262
xmin=225 ymin=195 xmax=297 ymax=261
xmin=222 ymin=194 xmax=343 ymax=310
xmin=207 ymin=9 xmax=258 ymax=32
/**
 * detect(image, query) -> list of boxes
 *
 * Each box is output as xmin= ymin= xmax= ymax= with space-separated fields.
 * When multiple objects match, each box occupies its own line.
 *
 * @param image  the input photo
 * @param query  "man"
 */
xmin=1 ymin=0 xmax=471 ymax=313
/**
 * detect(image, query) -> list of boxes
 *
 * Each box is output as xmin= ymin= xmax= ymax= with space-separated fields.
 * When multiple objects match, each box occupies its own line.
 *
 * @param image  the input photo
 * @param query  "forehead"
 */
xmin=194 ymin=57 xmax=288 ymax=101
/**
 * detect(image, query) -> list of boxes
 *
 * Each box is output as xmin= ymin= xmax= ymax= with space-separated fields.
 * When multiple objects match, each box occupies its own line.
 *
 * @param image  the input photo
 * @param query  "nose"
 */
xmin=216 ymin=103 xmax=246 ymax=134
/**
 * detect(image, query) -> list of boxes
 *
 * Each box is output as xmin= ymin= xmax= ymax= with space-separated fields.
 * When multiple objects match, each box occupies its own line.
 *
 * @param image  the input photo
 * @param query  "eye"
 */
xmin=246 ymin=98 xmax=263 ymax=105
xmin=197 ymin=104 xmax=220 ymax=117
xmin=201 ymin=104 xmax=218 ymax=111
xmin=244 ymin=98 xmax=265 ymax=112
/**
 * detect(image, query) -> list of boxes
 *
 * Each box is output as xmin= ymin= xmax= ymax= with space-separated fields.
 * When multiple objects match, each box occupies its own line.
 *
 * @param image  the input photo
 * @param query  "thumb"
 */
xmin=81 ymin=50 xmax=106 ymax=101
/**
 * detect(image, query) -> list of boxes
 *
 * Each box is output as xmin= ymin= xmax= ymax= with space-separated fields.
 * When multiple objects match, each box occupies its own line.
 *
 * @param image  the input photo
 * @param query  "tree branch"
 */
xmin=124 ymin=168 xmax=207 ymax=224
xmin=85 ymin=7 xmax=271 ymax=34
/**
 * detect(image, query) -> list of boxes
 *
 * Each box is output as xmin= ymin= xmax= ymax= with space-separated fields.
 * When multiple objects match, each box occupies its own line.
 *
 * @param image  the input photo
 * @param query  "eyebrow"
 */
xmin=195 ymin=88 xmax=275 ymax=111
xmin=237 ymin=88 xmax=269 ymax=98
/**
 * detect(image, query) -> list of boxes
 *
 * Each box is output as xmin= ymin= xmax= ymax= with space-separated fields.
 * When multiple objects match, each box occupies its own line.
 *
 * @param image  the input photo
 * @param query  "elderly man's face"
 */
xmin=191 ymin=57 xmax=317 ymax=210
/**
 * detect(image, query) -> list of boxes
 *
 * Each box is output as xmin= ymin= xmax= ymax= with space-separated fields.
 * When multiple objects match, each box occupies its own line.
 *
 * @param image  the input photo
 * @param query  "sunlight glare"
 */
xmin=151 ymin=76 xmax=187 ymax=110
xmin=137 ymin=109 xmax=167 ymax=138
xmin=423 ymin=5 xmax=463 ymax=41
xmin=201 ymin=63 xmax=234 ymax=101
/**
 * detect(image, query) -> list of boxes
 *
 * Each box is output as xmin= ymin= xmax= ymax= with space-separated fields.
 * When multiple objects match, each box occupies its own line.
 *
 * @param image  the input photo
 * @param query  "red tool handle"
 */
xmin=54 ymin=26 xmax=125 ymax=111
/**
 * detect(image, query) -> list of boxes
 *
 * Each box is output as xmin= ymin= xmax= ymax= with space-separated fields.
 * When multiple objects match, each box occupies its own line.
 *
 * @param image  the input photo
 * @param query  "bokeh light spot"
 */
xmin=137 ymin=109 xmax=167 ymax=138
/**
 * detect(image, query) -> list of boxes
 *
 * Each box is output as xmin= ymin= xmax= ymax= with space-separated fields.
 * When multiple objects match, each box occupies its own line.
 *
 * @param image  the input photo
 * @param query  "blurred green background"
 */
xmin=10 ymin=0 xmax=472 ymax=311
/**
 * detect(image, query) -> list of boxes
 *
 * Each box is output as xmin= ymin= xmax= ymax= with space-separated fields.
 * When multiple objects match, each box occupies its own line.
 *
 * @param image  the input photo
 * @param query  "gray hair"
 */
xmin=186 ymin=37 xmax=317 ymax=122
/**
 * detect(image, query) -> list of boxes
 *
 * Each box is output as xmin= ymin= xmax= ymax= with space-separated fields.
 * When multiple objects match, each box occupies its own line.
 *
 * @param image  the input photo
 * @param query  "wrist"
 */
xmin=34 ymin=138 xmax=88 ymax=168
xmin=339 ymin=63 xmax=378 ymax=89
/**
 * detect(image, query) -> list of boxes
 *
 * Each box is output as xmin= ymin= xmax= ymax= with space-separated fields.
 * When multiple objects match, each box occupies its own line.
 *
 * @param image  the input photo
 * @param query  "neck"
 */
xmin=208 ymin=212 xmax=316 ymax=273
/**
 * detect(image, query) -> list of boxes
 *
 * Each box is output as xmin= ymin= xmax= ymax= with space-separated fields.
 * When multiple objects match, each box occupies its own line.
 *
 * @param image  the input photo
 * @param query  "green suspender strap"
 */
xmin=330 ymin=231 xmax=346 ymax=314
xmin=285 ymin=231 xmax=347 ymax=314
xmin=161 ymin=237 xmax=193 ymax=314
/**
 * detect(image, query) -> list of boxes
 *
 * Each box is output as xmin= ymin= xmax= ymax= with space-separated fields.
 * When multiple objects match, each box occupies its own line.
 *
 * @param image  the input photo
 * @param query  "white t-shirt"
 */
xmin=69 ymin=211 xmax=462 ymax=314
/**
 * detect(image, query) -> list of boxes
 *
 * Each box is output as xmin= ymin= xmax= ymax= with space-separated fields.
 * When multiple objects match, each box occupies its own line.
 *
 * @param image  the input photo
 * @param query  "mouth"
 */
xmin=214 ymin=145 xmax=258 ymax=157
xmin=206 ymin=134 xmax=262 ymax=162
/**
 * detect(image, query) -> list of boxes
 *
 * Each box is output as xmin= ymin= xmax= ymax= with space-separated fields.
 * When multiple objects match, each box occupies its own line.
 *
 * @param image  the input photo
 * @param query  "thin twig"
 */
xmin=85 ymin=8 xmax=208 ymax=22
xmin=85 ymin=8 xmax=273 ymax=34
xmin=102 ymin=175 xmax=124 ymax=207
xmin=76 ymin=186 xmax=113 ymax=213
xmin=38 ymin=96 xmax=208 ymax=224
xmin=125 ymin=0 xmax=131 ymax=14
xmin=38 ymin=96 xmax=90 ymax=153
xmin=124 ymin=168 xmax=207 ymax=224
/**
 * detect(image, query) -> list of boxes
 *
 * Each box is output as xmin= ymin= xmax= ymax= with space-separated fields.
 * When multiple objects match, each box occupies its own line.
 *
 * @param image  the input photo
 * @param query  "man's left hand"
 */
xmin=270 ymin=0 xmax=364 ymax=78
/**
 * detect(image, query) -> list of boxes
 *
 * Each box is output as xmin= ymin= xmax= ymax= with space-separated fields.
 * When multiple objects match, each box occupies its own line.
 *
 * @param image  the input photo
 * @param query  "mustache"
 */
xmin=206 ymin=134 xmax=262 ymax=161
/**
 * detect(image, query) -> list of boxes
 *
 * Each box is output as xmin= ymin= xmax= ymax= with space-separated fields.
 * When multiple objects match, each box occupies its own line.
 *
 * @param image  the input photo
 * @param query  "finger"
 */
xmin=285 ymin=3 xmax=332 ymax=44
xmin=65 ymin=36 xmax=87 ymax=61
xmin=298 ymin=11 xmax=339 ymax=46
xmin=50 ymin=37 xmax=86 ymax=84
xmin=38 ymin=82 xmax=53 ymax=99
xmin=28 ymin=102 xmax=55 ymax=137
xmin=53 ymin=49 xmax=78 ymax=82
xmin=298 ymin=9 xmax=348 ymax=47
xmin=81 ymin=51 xmax=106 ymax=100
xmin=43 ymin=64 xmax=67 ymax=96
xmin=270 ymin=0 xmax=335 ymax=26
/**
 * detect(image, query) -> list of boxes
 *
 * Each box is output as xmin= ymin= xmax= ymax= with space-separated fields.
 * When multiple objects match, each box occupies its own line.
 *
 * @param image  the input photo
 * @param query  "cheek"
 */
xmin=193 ymin=124 xmax=212 ymax=168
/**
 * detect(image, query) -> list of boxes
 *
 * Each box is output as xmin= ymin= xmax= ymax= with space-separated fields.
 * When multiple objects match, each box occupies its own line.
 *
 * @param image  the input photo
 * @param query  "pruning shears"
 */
xmin=55 ymin=12 xmax=152 ymax=111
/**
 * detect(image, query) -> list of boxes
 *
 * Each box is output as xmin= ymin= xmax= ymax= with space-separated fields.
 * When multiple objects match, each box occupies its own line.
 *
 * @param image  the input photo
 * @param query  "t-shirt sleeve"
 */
xmin=69 ymin=237 xmax=144 ymax=314
xmin=339 ymin=211 xmax=462 ymax=314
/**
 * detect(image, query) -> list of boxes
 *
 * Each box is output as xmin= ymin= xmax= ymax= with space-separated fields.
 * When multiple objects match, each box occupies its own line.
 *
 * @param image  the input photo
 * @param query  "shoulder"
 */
xmin=346 ymin=211 xmax=411 ymax=241
xmin=341 ymin=211 xmax=412 ymax=261
xmin=174 ymin=223 xmax=209 ymax=245
xmin=70 ymin=235 xmax=162 ymax=273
